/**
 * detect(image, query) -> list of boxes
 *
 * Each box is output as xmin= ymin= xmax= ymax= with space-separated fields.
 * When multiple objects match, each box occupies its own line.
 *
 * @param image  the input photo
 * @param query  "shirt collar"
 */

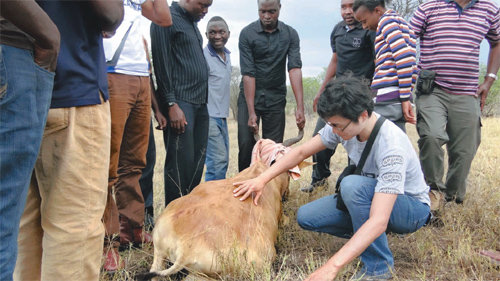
xmin=444 ymin=0 xmax=478 ymax=8
xmin=207 ymin=43 xmax=231 ymax=57
xmin=342 ymin=21 xmax=363 ymax=31
xmin=255 ymin=20 xmax=283 ymax=33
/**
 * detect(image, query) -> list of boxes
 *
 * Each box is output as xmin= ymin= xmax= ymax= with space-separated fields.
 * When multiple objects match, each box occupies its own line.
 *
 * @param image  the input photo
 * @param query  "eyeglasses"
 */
xmin=325 ymin=119 xmax=352 ymax=132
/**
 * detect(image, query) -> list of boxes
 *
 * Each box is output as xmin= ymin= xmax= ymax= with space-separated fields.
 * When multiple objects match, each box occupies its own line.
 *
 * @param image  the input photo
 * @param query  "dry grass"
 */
xmin=100 ymin=115 xmax=500 ymax=281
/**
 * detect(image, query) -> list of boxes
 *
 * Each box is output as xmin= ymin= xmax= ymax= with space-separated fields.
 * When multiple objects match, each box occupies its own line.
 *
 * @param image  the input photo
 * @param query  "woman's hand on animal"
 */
xmin=233 ymin=177 xmax=266 ymax=206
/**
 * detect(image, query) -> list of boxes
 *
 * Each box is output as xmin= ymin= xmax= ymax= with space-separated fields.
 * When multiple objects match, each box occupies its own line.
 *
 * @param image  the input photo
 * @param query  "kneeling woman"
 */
xmin=233 ymin=76 xmax=431 ymax=280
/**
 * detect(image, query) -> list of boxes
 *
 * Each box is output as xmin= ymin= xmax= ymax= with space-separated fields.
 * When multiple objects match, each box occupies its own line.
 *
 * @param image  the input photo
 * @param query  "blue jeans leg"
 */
xmin=297 ymin=194 xmax=354 ymax=239
xmin=205 ymin=117 xmax=229 ymax=181
xmin=0 ymin=45 xmax=53 ymax=281
xmin=340 ymin=175 xmax=431 ymax=276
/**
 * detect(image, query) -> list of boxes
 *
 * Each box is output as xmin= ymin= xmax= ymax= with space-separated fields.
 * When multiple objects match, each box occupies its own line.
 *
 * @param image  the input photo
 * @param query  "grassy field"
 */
xmin=101 ymin=115 xmax=500 ymax=281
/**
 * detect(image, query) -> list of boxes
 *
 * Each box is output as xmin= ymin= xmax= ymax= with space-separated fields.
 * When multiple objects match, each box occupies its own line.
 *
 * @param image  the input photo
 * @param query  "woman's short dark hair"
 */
xmin=317 ymin=76 xmax=374 ymax=123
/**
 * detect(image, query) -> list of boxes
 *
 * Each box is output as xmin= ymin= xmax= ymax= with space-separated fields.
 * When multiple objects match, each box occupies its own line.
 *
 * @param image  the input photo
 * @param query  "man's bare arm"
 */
xmin=313 ymin=53 xmax=337 ymax=112
xmin=477 ymin=42 xmax=500 ymax=111
xmin=0 ymin=0 xmax=60 ymax=71
xmin=243 ymin=75 xmax=258 ymax=134
xmin=89 ymin=0 xmax=124 ymax=33
xmin=142 ymin=0 xmax=172 ymax=27
xmin=289 ymin=68 xmax=305 ymax=130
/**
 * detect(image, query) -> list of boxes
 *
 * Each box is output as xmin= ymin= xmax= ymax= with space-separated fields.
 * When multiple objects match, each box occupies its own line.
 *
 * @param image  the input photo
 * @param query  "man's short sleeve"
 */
xmin=410 ymin=5 xmax=428 ymax=37
xmin=239 ymin=27 xmax=256 ymax=77
xmin=374 ymin=147 xmax=407 ymax=195
xmin=486 ymin=4 xmax=500 ymax=43
xmin=287 ymin=26 xmax=302 ymax=71
xmin=330 ymin=23 xmax=341 ymax=53
xmin=318 ymin=125 xmax=340 ymax=150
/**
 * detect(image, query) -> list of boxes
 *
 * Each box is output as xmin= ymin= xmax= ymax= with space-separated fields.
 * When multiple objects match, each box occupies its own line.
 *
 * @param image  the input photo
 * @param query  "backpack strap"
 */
xmin=106 ymin=20 xmax=135 ymax=67
xmin=354 ymin=116 xmax=386 ymax=174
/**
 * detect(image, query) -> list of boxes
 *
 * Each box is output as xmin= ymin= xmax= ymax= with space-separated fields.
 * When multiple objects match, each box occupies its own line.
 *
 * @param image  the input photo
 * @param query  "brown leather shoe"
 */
xmin=119 ymin=215 xmax=152 ymax=250
xmin=102 ymin=248 xmax=124 ymax=273
xmin=119 ymin=215 xmax=133 ymax=247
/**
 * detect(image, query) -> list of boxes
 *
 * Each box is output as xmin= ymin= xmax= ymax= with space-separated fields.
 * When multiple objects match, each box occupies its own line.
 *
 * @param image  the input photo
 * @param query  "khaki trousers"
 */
xmin=416 ymin=86 xmax=481 ymax=201
xmin=102 ymin=73 xmax=151 ymax=242
xmin=13 ymin=98 xmax=111 ymax=281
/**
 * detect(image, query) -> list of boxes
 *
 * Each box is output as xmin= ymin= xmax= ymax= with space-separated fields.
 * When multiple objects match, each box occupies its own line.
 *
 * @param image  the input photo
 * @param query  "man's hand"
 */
xmin=477 ymin=78 xmax=495 ymax=111
xmin=233 ymin=177 xmax=266 ymax=206
xmin=303 ymin=263 xmax=339 ymax=281
xmin=34 ymin=44 xmax=58 ymax=72
xmin=313 ymin=92 xmax=321 ymax=112
xmin=401 ymin=100 xmax=416 ymax=125
xmin=102 ymin=31 xmax=116 ymax=38
xmin=168 ymin=104 xmax=187 ymax=134
xmin=296 ymin=108 xmax=305 ymax=130
xmin=154 ymin=110 xmax=168 ymax=130
xmin=248 ymin=113 xmax=259 ymax=134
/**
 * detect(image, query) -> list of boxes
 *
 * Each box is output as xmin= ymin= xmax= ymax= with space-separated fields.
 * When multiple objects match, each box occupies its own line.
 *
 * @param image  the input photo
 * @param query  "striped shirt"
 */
xmin=372 ymin=9 xmax=417 ymax=102
xmin=150 ymin=1 xmax=208 ymax=106
xmin=410 ymin=0 xmax=500 ymax=96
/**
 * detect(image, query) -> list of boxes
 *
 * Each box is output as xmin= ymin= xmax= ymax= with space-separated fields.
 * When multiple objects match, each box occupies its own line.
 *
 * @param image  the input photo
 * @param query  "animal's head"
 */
xmin=251 ymin=129 xmax=313 ymax=197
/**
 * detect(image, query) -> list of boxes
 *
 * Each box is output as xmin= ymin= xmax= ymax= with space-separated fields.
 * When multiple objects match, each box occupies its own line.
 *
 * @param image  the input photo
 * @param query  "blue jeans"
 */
xmin=0 ymin=45 xmax=54 ymax=281
xmin=205 ymin=117 xmax=229 ymax=181
xmin=297 ymin=175 xmax=430 ymax=276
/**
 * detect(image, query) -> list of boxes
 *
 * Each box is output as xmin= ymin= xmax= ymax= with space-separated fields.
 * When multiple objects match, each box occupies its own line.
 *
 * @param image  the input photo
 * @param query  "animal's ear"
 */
xmin=298 ymin=161 xmax=315 ymax=170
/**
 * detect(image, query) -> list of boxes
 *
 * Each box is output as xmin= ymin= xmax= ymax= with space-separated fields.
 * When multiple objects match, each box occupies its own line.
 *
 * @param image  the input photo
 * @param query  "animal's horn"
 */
xmin=282 ymin=129 xmax=304 ymax=147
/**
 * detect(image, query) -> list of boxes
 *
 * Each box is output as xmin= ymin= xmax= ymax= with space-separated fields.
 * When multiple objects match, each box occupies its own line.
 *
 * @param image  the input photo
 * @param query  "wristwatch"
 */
xmin=486 ymin=72 xmax=498 ymax=80
xmin=167 ymin=102 xmax=177 ymax=107
xmin=130 ymin=0 xmax=147 ymax=5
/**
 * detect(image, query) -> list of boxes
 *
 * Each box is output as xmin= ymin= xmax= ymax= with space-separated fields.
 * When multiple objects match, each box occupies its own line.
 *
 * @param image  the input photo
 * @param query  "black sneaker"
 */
xmin=300 ymin=179 xmax=328 ymax=193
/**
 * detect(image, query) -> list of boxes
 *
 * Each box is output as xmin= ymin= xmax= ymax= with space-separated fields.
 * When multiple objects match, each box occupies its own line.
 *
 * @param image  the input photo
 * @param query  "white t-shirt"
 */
xmin=319 ymin=114 xmax=430 ymax=206
xmin=103 ymin=0 xmax=150 ymax=76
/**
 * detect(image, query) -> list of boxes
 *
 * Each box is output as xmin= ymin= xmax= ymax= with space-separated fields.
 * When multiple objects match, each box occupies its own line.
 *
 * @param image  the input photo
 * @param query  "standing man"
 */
xmin=151 ymin=0 xmax=213 ymax=206
xmin=204 ymin=16 xmax=232 ymax=181
xmin=13 ymin=1 xmax=123 ymax=280
xmin=353 ymin=0 xmax=417 ymax=132
xmin=410 ymin=0 xmax=500 ymax=203
xmin=0 ymin=2 xmax=59 ymax=280
xmin=101 ymin=0 xmax=171 ymax=272
xmin=302 ymin=0 xmax=376 ymax=192
xmin=238 ymin=0 xmax=306 ymax=171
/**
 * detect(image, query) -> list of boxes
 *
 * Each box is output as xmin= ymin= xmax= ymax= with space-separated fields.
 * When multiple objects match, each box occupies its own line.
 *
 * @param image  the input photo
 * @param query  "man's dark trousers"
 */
xmin=163 ymin=100 xmax=209 ymax=206
xmin=140 ymin=120 xmax=155 ymax=224
xmin=311 ymin=118 xmax=336 ymax=183
xmin=237 ymin=93 xmax=286 ymax=171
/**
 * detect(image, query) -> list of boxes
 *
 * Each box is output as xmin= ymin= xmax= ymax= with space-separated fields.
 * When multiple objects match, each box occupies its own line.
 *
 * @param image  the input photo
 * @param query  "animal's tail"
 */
xmin=135 ymin=260 xmax=185 ymax=281
xmin=135 ymin=271 xmax=159 ymax=281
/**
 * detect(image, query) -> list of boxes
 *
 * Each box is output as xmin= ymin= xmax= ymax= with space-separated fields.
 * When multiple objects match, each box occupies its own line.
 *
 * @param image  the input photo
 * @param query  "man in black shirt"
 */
xmin=151 ymin=0 xmax=212 ymax=206
xmin=238 ymin=0 xmax=305 ymax=171
xmin=301 ymin=0 xmax=375 ymax=192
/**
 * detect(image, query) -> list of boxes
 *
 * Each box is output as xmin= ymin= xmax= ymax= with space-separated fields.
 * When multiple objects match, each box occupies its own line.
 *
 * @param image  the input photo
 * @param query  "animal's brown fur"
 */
xmin=149 ymin=161 xmax=297 ymax=278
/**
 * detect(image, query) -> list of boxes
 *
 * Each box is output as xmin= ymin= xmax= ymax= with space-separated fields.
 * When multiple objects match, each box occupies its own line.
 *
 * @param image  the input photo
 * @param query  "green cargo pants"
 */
xmin=415 ymin=86 xmax=481 ymax=202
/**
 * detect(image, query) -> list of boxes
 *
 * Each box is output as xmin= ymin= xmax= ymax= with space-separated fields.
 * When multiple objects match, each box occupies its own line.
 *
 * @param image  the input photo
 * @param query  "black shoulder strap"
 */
xmin=354 ymin=116 xmax=386 ymax=175
xmin=106 ymin=21 xmax=135 ymax=67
